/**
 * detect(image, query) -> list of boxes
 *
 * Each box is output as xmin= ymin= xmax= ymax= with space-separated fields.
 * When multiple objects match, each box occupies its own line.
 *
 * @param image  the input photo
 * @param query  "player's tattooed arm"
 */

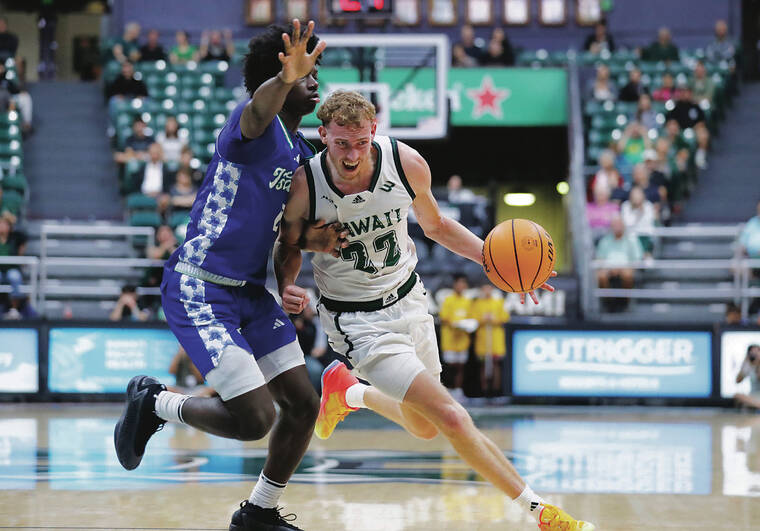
xmin=240 ymin=20 xmax=326 ymax=139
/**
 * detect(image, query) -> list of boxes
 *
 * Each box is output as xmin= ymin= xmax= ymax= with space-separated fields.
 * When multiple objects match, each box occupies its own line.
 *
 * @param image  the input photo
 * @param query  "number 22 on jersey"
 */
xmin=341 ymin=229 xmax=401 ymax=274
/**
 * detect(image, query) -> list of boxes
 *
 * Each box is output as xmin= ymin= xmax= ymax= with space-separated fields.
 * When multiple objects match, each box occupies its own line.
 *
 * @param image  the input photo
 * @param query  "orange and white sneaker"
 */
xmin=314 ymin=360 xmax=359 ymax=440
xmin=538 ymin=505 xmax=595 ymax=531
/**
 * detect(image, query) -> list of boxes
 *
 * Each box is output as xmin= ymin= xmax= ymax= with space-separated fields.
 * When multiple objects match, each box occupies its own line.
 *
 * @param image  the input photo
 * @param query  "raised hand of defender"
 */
xmin=278 ymin=19 xmax=326 ymax=84
xmin=520 ymin=271 xmax=557 ymax=305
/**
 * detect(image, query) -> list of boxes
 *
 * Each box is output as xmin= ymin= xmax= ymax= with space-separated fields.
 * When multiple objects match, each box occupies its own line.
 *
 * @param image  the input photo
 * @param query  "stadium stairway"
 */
xmin=23 ymin=82 xmax=122 ymax=220
xmin=678 ymin=81 xmax=760 ymax=223
xmin=598 ymin=227 xmax=740 ymax=324
xmin=24 ymin=220 xmax=149 ymax=319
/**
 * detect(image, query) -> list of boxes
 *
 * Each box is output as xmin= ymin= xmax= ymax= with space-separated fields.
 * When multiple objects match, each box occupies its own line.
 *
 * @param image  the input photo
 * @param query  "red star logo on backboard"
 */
xmin=466 ymin=75 xmax=510 ymax=119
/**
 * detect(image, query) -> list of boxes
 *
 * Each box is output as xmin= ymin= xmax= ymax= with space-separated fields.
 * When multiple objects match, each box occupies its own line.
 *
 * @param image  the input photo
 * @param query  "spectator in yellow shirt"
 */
xmin=471 ymin=282 xmax=510 ymax=399
xmin=439 ymin=274 xmax=472 ymax=402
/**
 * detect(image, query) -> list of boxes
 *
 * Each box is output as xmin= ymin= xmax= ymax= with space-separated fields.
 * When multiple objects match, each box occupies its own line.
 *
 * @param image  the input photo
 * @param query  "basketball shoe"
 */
xmin=114 ymin=375 xmax=166 ymax=470
xmin=538 ymin=505 xmax=596 ymax=531
xmin=314 ymin=360 xmax=359 ymax=440
xmin=229 ymin=500 xmax=304 ymax=531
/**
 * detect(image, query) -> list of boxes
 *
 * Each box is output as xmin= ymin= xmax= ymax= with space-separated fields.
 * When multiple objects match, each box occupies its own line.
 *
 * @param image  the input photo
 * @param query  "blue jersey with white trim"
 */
xmin=168 ymin=100 xmax=315 ymax=285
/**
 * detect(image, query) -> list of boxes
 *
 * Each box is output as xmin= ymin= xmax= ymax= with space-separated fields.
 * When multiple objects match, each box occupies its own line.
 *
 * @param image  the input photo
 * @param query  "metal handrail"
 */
xmin=590 ymin=259 xmax=759 ymax=270
xmin=39 ymin=224 xmax=157 ymax=312
xmin=649 ymin=225 xmax=744 ymax=238
xmin=0 ymin=256 xmax=39 ymax=303
xmin=567 ymin=55 xmax=596 ymax=318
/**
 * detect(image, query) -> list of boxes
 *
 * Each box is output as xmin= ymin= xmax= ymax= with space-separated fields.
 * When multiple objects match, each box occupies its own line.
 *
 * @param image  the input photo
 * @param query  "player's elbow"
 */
xmin=421 ymin=216 xmax=447 ymax=240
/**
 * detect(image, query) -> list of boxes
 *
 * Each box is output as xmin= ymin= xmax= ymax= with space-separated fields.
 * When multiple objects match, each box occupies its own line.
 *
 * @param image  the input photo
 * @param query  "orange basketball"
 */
xmin=481 ymin=219 xmax=555 ymax=293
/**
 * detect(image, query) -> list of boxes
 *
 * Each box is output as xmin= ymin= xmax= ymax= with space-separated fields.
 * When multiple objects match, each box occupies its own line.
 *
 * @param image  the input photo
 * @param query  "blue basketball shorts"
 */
xmin=161 ymin=267 xmax=301 ymax=397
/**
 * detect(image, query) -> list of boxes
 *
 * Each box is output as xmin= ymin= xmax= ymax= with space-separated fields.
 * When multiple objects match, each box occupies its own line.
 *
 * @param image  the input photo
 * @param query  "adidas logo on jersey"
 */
xmin=384 ymin=293 xmax=397 ymax=304
xmin=272 ymin=318 xmax=285 ymax=330
xmin=351 ymin=195 xmax=366 ymax=204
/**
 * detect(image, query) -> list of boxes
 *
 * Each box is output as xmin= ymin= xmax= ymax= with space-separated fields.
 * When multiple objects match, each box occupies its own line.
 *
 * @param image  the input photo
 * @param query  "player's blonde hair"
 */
xmin=317 ymin=90 xmax=376 ymax=127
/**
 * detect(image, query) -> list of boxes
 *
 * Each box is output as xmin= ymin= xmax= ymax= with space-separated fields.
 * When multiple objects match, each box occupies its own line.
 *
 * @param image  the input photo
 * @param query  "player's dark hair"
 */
xmin=242 ymin=23 xmax=320 ymax=97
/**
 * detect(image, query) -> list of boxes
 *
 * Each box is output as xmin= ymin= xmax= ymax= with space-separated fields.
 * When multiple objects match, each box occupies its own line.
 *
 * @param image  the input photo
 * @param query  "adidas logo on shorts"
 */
xmin=351 ymin=195 xmax=365 ymax=204
xmin=272 ymin=318 xmax=285 ymax=330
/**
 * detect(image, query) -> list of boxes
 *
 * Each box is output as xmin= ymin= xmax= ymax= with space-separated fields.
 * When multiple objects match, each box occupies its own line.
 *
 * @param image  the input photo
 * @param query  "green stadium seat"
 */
xmin=1 ymin=174 xmax=27 ymax=194
xmin=168 ymin=211 xmax=191 ymax=230
xmin=1 ymin=189 xmax=24 ymax=215
xmin=129 ymin=211 xmax=162 ymax=228
xmin=126 ymin=193 xmax=158 ymax=210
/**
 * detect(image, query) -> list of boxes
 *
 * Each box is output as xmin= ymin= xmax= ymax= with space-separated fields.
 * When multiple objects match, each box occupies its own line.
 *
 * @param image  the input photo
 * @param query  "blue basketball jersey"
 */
xmin=168 ymin=100 xmax=316 ymax=285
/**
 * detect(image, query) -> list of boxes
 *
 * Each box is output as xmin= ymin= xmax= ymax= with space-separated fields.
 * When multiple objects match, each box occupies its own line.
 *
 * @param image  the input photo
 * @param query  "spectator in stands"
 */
xmin=635 ymin=93 xmax=657 ymax=130
xmin=110 ymin=284 xmax=148 ymax=322
xmin=291 ymin=304 xmax=327 ymax=392
xmin=652 ymin=72 xmax=677 ymax=102
xmin=739 ymin=200 xmax=760 ymax=260
xmin=106 ymin=61 xmax=148 ymax=125
xmin=112 ymin=21 xmax=141 ymax=64
xmin=114 ymin=116 xmax=154 ymax=164
xmin=446 ymin=174 xmax=476 ymax=203
xmin=621 ymin=185 xmax=656 ymax=255
xmin=142 ymin=224 xmax=177 ymax=312
xmin=483 ymin=28 xmax=514 ymax=66
xmin=0 ymin=217 xmax=25 ymax=299
xmin=155 ymin=116 xmax=186 ymax=163
xmin=458 ymin=24 xmax=484 ymax=64
xmin=595 ymin=215 xmax=644 ymax=310
xmin=724 ymin=303 xmax=746 ymax=326
xmin=642 ymin=27 xmax=680 ymax=63
xmin=481 ymin=39 xmax=511 ymax=67
xmin=691 ymin=61 xmax=715 ymax=104
xmin=0 ymin=16 xmax=19 ymax=61
xmin=470 ymin=282 xmax=509 ymax=399
xmin=587 ymin=184 xmax=620 ymax=237
xmin=588 ymin=149 xmax=624 ymax=201
xmin=200 ymin=29 xmax=234 ymax=62
xmin=667 ymin=82 xmax=709 ymax=168
xmin=2 ymin=293 xmax=36 ymax=320
xmin=139 ymin=29 xmax=167 ymax=62
xmin=169 ymin=30 xmax=198 ymax=65
xmin=0 ymin=188 xmax=19 ymax=225
xmin=74 ymin=36 xmax=100 ymax=81
xmin=618 ymin=67 xmax=648 ymax=103
xmin=179 ymin=145 xmax=204 ymax=184
xmin=734 ymin=344 xmax=760 ymax=410
xmin=452 ymin=43 xmax=477 ymax=67
xmin=166 ymin=168 xmax=197 ymax=213
xmin=617 ymin=121 xmax=652 ymax=166
xmin=140 ymin=142 xmax=171 ymax=198
xmin=630 ymin=162 xmax=663 ymax=206
xmin=644 ymin=148 xmax=671 ymax=219
xmin=587 ymin=63 xmax=617 ymax=102
xmin=439 ymin=274 xmax=472 ymax=403
xmin=584 ymin=20 xmax=615 ymax=54
xmin=167 ymin=346 xmax=216 ymax=396
xmin=706 ymin=19 xmax=737 ymax=64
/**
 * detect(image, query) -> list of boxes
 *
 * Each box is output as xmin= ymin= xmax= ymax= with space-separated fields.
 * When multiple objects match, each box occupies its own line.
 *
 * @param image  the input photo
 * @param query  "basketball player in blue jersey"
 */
xmin=114 ymin=21 xmax=340 ymax=531
xmin=275 ymin=91 xmax=595 ymax=531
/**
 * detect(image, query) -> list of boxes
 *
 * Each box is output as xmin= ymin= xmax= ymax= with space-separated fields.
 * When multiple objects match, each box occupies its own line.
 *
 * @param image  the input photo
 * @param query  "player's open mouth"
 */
xmin=309 ymin=94 xmax=320 ymax=102
xmin=342 ymin=161 xmax=359 ymax=172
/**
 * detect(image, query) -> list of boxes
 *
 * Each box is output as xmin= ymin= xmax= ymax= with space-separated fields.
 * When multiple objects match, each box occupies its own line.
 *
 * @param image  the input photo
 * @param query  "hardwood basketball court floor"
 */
xmin=1 ymin=404 xmax=758 ymax=530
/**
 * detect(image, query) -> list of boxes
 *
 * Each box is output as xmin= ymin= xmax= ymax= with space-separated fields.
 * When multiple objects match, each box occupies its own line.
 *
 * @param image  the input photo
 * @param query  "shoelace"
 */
xmin=238 ymin=501 xmax=302 ymax=530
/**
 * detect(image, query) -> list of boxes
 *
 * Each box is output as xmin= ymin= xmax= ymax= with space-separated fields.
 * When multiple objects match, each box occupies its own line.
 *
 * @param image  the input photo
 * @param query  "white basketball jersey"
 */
xmin=306 ymin=135 xmax=418 ymax=301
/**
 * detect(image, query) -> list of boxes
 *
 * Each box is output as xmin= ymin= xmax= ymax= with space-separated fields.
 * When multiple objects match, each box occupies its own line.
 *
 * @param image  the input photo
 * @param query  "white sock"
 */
xmin=515 ymin=485 xmax=546 ymax=517
xmin=345 ymin=383 xmax=368 ymax=408
xmin=154 ymin=390 xmax=190 ymax=423
xmin=249 ymin=472 xmax=286 ymax=509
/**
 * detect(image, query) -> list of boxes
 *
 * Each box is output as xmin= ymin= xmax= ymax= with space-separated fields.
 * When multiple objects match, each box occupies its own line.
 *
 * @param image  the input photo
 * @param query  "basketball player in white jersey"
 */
xmin=274 ymin=91 xmax=595 ymax=531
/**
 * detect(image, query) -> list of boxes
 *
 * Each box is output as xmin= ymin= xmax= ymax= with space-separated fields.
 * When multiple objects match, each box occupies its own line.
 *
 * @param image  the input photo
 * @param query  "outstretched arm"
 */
xmin=239 ymin=20 xmax=326 ymax=140
xmin=399 ymin=141 xmax=554 ymax=304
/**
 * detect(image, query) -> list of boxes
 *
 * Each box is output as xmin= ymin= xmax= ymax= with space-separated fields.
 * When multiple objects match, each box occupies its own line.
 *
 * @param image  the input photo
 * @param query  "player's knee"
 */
xmin=237 ymin=406 xmax=276 ymax=441
xmin=410 ymin=423 xmax=439 ymax=441
xmin=280 ymin=390 xmax=320 ymax=426
xmin=435 ymin=402 xmax=471 ymax=438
